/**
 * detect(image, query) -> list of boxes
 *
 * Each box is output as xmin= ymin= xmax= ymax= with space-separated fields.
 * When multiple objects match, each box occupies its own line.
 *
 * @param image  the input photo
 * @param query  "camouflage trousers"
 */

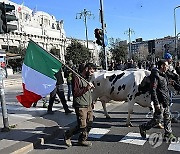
xmin=141 ymin=106 xmax=172 ymax=135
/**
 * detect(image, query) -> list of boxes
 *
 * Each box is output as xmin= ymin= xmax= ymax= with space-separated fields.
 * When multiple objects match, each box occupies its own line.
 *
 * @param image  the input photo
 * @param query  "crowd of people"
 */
xmin=108 ymin=57 xmax=180 ymax=76
xmin=108 ymin=59 xmax=152 ymax=71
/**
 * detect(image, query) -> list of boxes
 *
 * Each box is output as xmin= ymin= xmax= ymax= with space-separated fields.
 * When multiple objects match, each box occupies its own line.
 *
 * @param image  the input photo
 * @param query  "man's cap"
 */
xmin=164 ymin=53 xmax=172 ymax=59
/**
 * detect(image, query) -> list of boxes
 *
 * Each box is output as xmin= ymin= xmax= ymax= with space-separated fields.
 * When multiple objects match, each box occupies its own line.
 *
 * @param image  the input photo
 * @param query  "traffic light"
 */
xmin=148 ymin=40 xmax=155 ymax=54
xmin=0 ymin=2 xmax=17 ymax=34
xmin=94 ymin=28 xmax=104 ymax=46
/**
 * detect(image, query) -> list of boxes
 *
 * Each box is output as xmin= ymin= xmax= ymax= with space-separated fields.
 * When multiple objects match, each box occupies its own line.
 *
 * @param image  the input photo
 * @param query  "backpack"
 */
xmin=138 ymin=75 xmax=151 ymax=93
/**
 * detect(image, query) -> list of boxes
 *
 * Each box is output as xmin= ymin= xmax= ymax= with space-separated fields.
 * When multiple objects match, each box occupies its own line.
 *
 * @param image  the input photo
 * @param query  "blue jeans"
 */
xmin=67 ymin=84 xmax=72 ymax=100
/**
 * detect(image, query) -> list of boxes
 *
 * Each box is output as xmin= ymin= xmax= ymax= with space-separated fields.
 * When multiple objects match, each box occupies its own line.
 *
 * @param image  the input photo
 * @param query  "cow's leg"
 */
xmin=126 ymin=101 xmax=134 ymax=127
xmin=102 ymin=102 xmax=111 ymax=119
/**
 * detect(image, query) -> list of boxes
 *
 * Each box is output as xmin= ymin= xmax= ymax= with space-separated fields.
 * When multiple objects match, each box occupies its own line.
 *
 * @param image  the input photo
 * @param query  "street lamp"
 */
xmin=177 ymin=32 xmax=180 ymax=57
xmin=76 ymin=9 xmax=94 ymax=49
xmin=174 ymin=5 xmax=180 ymax=59
xmin=124 ymin=28 xmax=135 ymax=59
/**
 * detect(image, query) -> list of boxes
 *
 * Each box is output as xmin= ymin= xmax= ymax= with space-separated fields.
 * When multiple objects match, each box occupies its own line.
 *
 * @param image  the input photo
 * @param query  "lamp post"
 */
xmin=76 ymin=9 xmax=94 ymax=49
xmin=177 ymin=32 xmax=180 ymax=57
xmin=174 ymin=5 xmax=180 ymax=59
xmin=124 ymin=28 xmax=135 ymax=59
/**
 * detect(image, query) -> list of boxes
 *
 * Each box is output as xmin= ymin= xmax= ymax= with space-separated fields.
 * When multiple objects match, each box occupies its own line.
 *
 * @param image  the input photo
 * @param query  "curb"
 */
xmin=0 ymin=117 xmax=62 ymax=154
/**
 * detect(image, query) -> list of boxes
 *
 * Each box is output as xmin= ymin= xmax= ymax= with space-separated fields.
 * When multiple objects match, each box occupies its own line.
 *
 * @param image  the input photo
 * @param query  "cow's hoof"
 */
xmin=105 ymin=115 xmax=111 ymax=119
xmin=126 ymin=123 xmax=133 ymax=127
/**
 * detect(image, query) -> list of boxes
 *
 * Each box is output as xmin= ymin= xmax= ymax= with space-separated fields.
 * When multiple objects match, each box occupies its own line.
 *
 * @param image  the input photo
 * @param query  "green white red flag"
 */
xmin=16 ymin=40 xmax=62 ymax=108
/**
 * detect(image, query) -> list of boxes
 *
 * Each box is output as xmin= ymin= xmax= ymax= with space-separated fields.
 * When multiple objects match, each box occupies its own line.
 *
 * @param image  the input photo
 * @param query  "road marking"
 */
xmin=119 ymin=132 xmax=148 ymax=146
xmin=3 ymin=78 xmax=22 ymax=87
xmin=173 ymin=97 xmax=180 ymax=100
xmin=8 ymin=114 xmax=33 ymax=120
xmin=89 ymin=128 xmax=110 ymax=139
xmin=168 ymin=142 xmax=180 ymax=152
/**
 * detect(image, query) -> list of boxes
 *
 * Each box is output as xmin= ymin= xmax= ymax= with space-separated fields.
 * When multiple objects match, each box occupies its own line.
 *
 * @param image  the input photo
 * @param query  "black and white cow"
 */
xmin=91 ymin=69 xmax=153 ymax=127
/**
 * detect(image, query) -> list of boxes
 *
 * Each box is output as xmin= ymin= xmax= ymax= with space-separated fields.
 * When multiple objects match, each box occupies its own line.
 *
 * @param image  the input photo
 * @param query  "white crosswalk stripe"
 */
xmin=3 ymin=78 xmax=22 ymax=87
xmin=119 ymin=132 xmax=180 ymax=152
xmin=88 ymin=129 xmax=180 ymax=152
xmin=89 ymin=128 xmax=110 ymax=139
xmin=119 ymin=132 xmax=148 ymax=146
xmin=168 ymin=142 xmax=180 ymax=152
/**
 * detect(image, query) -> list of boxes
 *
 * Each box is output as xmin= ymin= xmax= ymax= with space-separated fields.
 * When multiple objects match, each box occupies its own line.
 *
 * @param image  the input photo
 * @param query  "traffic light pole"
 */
xmin=5 ymin=33 xmax=9 ymax=78
xmin=100 ymin=0 xmax=108 ymax=70
xmin=0 ymin=68 xmax=9 ymax=132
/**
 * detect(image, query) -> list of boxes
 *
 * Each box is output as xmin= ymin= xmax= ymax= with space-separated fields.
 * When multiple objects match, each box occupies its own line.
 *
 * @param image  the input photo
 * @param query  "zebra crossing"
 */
xmin=3 ymin=78 xmax=22 ymax=87
xmin=88 ymin=128 xmax=180 ymax=152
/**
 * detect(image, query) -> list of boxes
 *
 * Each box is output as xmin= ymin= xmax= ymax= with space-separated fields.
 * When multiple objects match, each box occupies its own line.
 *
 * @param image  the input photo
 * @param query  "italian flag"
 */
xmin=16 ymin=40 xmax=62 ymax=108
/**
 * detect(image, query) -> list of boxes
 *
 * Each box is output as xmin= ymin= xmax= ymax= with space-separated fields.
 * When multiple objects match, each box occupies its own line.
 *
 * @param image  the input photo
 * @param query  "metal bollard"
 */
xmin=0 ymin=68 xmax=9 ymax=132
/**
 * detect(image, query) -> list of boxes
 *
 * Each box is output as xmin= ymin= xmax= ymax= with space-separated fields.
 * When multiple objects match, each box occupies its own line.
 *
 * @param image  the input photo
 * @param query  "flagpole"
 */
xmin=29 ymin=39 xmax=90 ymax=85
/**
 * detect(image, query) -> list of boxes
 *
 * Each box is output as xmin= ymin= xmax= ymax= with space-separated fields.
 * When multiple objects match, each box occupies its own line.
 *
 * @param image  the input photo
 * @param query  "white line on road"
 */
xmin=8 ymin=114 xmax=34 ymax=120
xmin=168 ymin=142 xmax=180 ymax=152
xmin=119 ymin=132 xmax=149 ymax=146
xmin=89 ymin=128 xmax=110 ymax=139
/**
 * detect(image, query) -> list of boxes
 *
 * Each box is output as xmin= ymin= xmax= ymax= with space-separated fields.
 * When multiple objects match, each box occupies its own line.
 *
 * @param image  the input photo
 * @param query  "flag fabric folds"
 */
xmin=16 ymin=40 xmax=62 ymax=108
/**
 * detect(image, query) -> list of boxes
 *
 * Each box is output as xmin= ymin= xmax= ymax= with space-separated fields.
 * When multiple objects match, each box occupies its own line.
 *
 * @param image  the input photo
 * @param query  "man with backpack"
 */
xmin=139 ymin=60 xmax=175 ymax=141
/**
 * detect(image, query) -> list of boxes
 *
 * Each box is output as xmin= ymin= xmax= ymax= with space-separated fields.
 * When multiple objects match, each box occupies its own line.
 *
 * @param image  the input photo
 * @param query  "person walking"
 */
xmin=64 ymin=61 xmax=74 ymax=101
xmin=139 ymin=60 xmax=175 ymax=141
xmin=47 ymin=69 xmax=73 ymax=115
xmin=164 ymin=53 xmax=175 ymax=72
xmin=175 ymin=61 xmax=180 ymax=76
xmin=64 ymin=63 xmax=96 ymax=147
xmin=32 ymin=97 xmax=47 ymax=108
xmin=164 ymin=53 xmax=179 ymax=123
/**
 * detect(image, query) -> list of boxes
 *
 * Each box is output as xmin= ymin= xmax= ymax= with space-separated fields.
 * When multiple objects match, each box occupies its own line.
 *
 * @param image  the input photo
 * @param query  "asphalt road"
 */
xmin=28 ymin=96 xmax=180 ymax=154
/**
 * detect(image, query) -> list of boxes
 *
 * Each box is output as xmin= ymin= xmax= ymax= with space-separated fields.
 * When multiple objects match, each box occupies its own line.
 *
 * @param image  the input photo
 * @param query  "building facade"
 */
xmin=0 ymin=0 xmax=100 ymax=64
xmin=131 ymin=36 xmax=180 ymax=60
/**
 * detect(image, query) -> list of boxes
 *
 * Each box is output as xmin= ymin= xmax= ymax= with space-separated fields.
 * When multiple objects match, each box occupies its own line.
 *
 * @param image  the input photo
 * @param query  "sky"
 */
xmin=9 ymin=0 xmax=180 ymax=42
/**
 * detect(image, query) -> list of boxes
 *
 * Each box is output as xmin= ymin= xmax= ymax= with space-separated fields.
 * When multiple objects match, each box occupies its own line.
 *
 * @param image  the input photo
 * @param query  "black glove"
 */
xmin=162 ymin=102 xmax=168 ymax=108
xmin=154 ymin=104 xmax=161 ymax=114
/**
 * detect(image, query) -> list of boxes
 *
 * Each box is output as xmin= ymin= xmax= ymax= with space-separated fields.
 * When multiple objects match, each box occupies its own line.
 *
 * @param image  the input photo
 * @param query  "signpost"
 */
xmin=0 ymin=50 xmax=9 ymax=131
xmin=0 ymin=67 xmax=9 ymax=131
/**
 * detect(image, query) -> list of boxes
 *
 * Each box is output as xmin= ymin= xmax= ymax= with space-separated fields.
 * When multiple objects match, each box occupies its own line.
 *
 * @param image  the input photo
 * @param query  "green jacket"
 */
xmin=72 ymin=75 xmax=92 ymax=108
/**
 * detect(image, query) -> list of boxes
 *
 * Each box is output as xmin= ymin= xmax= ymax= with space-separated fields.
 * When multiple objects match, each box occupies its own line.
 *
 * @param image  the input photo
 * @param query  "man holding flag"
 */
xmin=64 ymin=63 xmax=96 ymax=147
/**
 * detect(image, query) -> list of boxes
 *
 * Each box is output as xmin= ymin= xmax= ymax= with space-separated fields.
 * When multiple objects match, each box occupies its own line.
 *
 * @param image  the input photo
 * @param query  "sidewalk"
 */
xmin=0 ymin=109 xmax=77 ymax=154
